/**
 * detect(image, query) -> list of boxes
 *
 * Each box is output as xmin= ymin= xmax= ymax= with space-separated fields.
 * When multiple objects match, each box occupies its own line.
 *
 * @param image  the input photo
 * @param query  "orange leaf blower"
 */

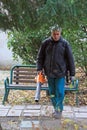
xmin=35 ymin=72 xmax=47 ymax=84
xmin=35 ymin=72 xmax=47 ymax=102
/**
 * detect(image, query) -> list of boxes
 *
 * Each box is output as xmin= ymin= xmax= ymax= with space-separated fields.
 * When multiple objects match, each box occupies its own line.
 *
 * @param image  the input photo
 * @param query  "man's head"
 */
xmin=51 ymin=24 xmax=62 ymax=41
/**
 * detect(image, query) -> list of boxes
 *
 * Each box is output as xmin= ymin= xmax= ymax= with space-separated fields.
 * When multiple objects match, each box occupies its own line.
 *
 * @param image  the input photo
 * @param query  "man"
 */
xmin=36 ymin=24 xmax=75 ymax=118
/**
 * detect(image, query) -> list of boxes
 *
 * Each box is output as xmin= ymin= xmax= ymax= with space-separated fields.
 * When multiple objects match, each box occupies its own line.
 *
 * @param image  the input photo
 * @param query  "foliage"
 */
xmin=74 ymin=26 xmax=87 ymax=75
xmin=0 ymin=0 xmax=87 ymax=73
xmin=62 ymin=25 xmax=87 ymax=75
xmin=0 ymin=0 xmax=87 ymax=30
xmin=0 ymin=0 xmax=46 ymax=31
xmin=7 ymin=27 xmax=50 ymax=64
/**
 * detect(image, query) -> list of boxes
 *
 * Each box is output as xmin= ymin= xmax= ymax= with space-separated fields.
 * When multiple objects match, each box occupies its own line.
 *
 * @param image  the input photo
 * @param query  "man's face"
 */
xmin=51 ymin=31 xmax=61 ymax=41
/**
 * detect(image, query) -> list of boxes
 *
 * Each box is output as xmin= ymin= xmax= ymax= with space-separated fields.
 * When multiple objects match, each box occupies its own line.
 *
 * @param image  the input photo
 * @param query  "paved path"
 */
xmin=0 ymin=104 xmax=87 ymax=130
xmin=0 ymin=103 xmax=87 ymax=130
xmin=0 ymin=104 xmax=87 ymax=118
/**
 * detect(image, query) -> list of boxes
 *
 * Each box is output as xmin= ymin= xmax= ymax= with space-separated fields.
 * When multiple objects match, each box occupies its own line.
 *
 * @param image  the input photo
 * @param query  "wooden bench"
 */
xmin=3 ymin=65 xmax=79 ymax=105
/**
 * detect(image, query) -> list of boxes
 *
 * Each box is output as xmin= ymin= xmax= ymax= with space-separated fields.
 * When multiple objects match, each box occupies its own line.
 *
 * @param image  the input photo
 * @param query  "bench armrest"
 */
xmin=70 ymin=79 xmax=79 ymax=89
xmin=65 ymin=79 xmax=79 ymax=89
xmin=75 ymin=79 xmax=79 ymax=89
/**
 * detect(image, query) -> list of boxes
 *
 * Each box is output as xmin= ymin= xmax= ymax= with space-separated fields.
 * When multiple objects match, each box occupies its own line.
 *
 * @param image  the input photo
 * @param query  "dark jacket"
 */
xmin=37 ymin=36 xmax=75 ymax=78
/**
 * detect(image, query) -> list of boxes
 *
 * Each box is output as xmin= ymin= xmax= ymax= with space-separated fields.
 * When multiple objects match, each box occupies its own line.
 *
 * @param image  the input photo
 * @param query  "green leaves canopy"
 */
xmin=0 ymin=0 xmax=87 ymax=30
xmin=0 ymin=0 xmax=87 ymax=74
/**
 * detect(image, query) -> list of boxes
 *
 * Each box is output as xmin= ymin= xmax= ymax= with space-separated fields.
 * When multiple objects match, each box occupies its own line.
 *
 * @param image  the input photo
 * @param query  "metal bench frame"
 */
xmin=3 ymin=65 xmax=79 ymax=105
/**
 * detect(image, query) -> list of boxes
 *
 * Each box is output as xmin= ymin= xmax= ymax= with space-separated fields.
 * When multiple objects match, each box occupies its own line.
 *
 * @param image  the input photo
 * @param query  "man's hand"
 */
xmin=37 ymin=70 xmax=42 ymax=75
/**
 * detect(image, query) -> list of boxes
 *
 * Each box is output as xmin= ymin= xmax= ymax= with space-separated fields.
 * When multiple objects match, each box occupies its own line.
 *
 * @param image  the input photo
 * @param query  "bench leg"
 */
xmin=2 ymin=89 xmax=7 ymax=105
xmin=76 ymin=91 xmax=79 ymax=106
xmin=2 ymin=89 xmax=10 ymax=104
xmin=46 ymin=90 xmax=49 ymax=96
xmin=6 ymin=89 xmax=10 ymax=101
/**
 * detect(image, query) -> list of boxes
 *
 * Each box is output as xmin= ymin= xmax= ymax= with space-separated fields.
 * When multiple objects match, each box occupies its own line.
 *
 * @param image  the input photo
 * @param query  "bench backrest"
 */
xmin=9 ymin=65 xmax=78 ymax=89
xmin=10 ymin=65 xmax=37 ymax=85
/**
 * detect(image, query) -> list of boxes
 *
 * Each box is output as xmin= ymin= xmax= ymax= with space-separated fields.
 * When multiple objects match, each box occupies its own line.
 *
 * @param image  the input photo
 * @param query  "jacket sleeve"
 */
xmin=65 ymin=42 xmax=75 ymax=76
xmin=36 ymin=42 xmax=46 ymax=71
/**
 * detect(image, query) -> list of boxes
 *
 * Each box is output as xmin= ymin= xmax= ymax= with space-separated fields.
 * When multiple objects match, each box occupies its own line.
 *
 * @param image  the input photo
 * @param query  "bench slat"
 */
xmin=14 ymin=71 xmax=37 ymax=75
xmin=14 ymin=68 xmax=36 ymax=71
xmin=14 ymin=75 xmax=35 ymax=79
xmin=13 ymin=79 xmax=36 ymax=83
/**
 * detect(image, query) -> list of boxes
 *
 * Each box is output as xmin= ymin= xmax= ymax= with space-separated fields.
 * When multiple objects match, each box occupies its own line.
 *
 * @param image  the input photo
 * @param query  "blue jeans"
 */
xmin=48 ymin=77 xmax=65 ymax=112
